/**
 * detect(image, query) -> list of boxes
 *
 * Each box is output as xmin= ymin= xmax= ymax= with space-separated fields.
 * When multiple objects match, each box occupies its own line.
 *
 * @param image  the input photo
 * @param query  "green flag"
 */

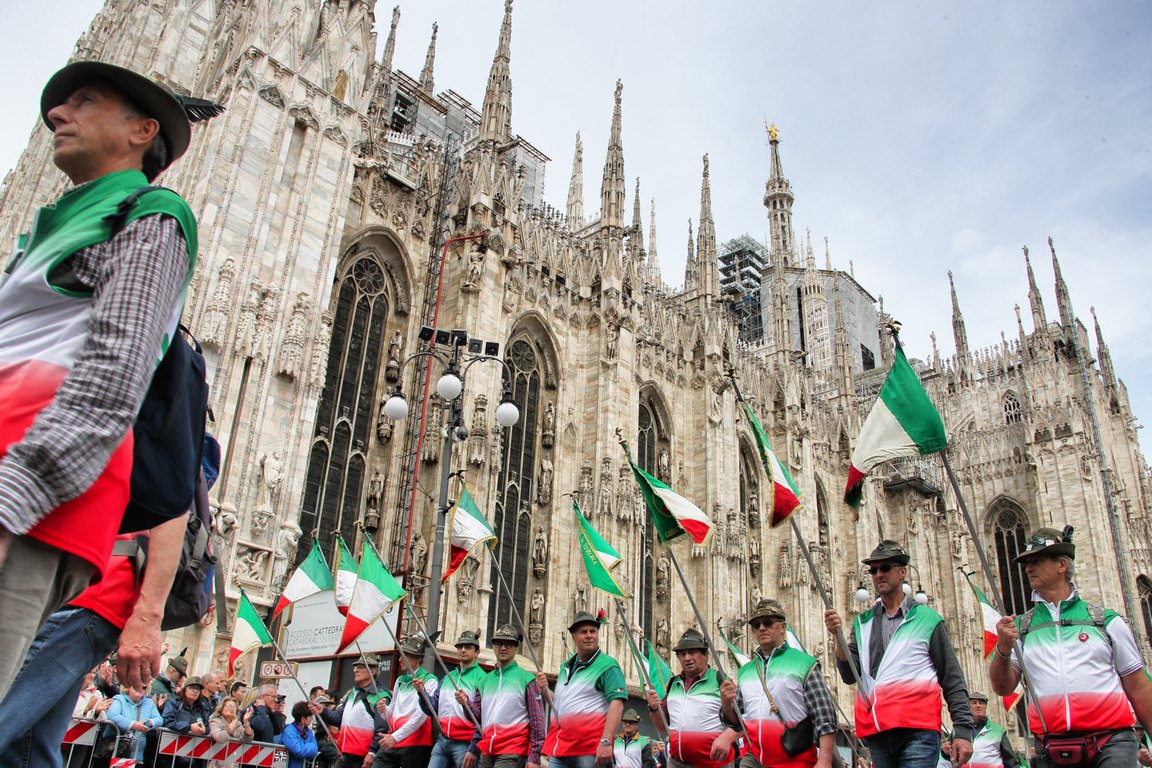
xmin=574 ymin=500 xmax=630 ymax=598
xmin=644 ymin=638 xmax=673 ymax=692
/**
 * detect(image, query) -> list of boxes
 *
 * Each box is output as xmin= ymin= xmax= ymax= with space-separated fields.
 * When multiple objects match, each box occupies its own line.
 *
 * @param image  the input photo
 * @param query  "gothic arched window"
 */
xmin=1139 ymin=576 xmax=1152 ymax=650
xmin=300 ymin=255 xmax=390 ymax=565
xmin=636 ymin=391 xmax=669 ymax=641
xmin=1003 ymin=392 xmax=1022 ymax=424
xmin=487 ymin=337 xmax=543 ymax=638
xmin=990 ymin=500 xmax=1030 ymax=615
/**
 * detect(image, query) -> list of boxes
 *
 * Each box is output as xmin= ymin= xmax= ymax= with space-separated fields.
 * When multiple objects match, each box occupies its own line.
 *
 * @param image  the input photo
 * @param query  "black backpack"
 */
xmin=103 ymin=185 xmax=211 ymax=534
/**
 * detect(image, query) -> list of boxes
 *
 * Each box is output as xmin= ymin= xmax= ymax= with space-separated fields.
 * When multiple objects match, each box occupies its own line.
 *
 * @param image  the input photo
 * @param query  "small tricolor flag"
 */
xmin=443 ymin=485 xmax=498 ymax=582
xmin=338 ymin=542 xmax=407 ymax=652
xmin=274 ymin=538 xmax=335 ymax=617
xmin=961 ymin=572 xmax=1022 ymax=712
xmin=844 ymin=331 xmax=947 ymax=508
xmin=626 ymin=456 xmax=713 ymax=545
xmin=740 ymin=401 xmax=802 ymax=527
xmin=229 ymin=590 xmax=273 ymax=676
xmin=785 ymin=624 xmax=807 ymax=653
xmin=334 ymin=535 xmax=358 ymax=616
xmin=574 ymin=501 xmax=630 ymax=598
xmin=643 ymin=638 xmax=673 ymax=693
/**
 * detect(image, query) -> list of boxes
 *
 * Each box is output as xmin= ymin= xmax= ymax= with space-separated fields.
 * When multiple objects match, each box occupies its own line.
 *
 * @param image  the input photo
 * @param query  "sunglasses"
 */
xmin=749 ymin=618 xmax=782 ymax=629
xmin=868 ymin=563 xmax=899 ymax=575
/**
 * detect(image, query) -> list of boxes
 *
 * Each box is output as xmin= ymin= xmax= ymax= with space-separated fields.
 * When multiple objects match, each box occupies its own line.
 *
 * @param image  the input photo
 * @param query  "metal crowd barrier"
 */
xmin=155 ymin=729 xmax=291 ymax=766
xmin=61 ymin=718 xmax=123 ymax=767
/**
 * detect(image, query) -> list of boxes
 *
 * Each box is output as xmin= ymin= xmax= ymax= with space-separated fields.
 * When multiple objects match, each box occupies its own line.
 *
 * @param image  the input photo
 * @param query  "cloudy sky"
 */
xmin=2 ymin=1 xmax=1149 ymax=453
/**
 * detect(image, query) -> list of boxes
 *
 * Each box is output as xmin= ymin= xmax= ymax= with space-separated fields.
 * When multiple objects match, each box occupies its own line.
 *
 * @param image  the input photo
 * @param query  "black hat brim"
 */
xmin=41 ymin=61 xmax=191 ymax=165
xmin=1014 ymin=542 xmax=1075 ymax=563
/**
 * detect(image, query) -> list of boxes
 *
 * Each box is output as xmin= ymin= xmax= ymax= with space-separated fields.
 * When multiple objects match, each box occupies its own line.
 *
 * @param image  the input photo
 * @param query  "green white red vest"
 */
xmin=853 ymin=603 xmax=944 ymax=738
xmin=476 ymin=660 xmax=536 ymax=757
xmin=390 ymin=667 xmax=439 ymax=747
xmin=737 ymin=645 xmax=819 ymax=767
xmin=337 ymin=686 xmax=386 ymax=757
xmin=969 ymin=718 xmax=1007 ymax=768
xmin=544 ymin=649 xmax=622 ymax=757
xmin=1015 ymin=597 xmax=1135 ymax=735
xmin=665 ymin=666 xmax=734 ymax=768
xmin=438 ymin=662 xmax=487 ymax=741
xmin=0 ymin=169 xmax=195 ymax=575
xmin=614 ymin=732 xmax=651 ymax=768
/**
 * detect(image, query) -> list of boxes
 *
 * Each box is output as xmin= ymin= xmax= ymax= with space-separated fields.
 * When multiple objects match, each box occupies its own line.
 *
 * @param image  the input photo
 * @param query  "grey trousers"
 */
xmin=0 ymin=536 xmax=93 ymax=700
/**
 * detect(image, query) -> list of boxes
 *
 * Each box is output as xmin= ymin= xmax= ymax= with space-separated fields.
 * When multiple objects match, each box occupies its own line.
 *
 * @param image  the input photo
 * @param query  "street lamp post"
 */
xmin=383 ymin=327 xmax=519 ymax=671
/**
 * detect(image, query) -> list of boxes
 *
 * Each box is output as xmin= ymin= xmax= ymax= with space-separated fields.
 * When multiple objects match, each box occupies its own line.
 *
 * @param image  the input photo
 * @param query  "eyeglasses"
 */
xmin=749 ymin=618 xmax=782 ymax=629
xmin=868 ymin=563 xmax=898 ymax=575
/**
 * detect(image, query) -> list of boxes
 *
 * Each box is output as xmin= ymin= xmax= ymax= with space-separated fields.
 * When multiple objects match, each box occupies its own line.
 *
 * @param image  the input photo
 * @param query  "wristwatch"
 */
xmin=599 ymin=738 xmax=612 ymax=746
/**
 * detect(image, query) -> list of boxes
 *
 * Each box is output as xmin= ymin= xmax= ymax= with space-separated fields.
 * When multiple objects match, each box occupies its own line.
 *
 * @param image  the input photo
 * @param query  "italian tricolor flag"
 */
xmin=443 ymin=485 xmax=497 ymax=582
xmin=644 ymin=638 xmax=673 ymax=692
xmin=574 ymin=500 xmax=629 ymax=598
xmin=274 ymin=538 xmax=335 ymax=617
xmin=230 ymin=590 xmax=273 ymax=676
xmin=334 ymin=535 xmax=359 ymax=616
xmin=626 ymin=455 xmax=713 ymax=545
xmin=740 ymin=401 xmax=802 ymax=527
xmin=844 ymin=334 xmax=948 ymax=508
xmin=338 ymin=541 xmax=407 ymax=652
xmin=961 ymin=572 xmax=1022 ymax=712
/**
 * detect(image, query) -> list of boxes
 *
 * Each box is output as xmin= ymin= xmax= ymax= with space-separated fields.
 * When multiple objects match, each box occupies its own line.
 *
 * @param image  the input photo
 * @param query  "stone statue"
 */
xmin=457 ymin=555 xmax=480 ymax=603
xmin=605 ymin=323 xmax=618 ymax=360
xmin=541 ymin=401 xmax=555 ymax=449
xmin=366 ymin=470 xmax=384 ymax=510
xmin=655 ymin=618 xmax=670 ymax=655
xmin=464 ymin=242 xmax=485 ymax=290
xmin=751 ymin=584 xmax=763 ymax=607
xmin=258 ymin=451 xmax=283 ymax=506
xmin=536 ymin=458 xmax=553 ymax=506
xmin=276 ymin=292 xmax=310 ymax=379
xmin=201 ymin=258 xmax=235 ymax=349
xmin=272 ymin=520 xmax=302 ymax=587
xmin=387 ymin=330 xmax=403 ymax=364
xmin=532 ymin=526 xmax=548 ymax=578
xmin=579 ymin=462 xmax=594 ymax=510
xmin=410 ymin=531 xmax=429 ymax=574
xmin=468 ymin=394 xmax=489 ymax=467
xmin=574 ymin=581 xmax=587 ymax=614
xmin=597 ymin=457 xmax=614 ymax=519
xmin=658 ymin=448 xmax=670 ymax=483
xmin=778 ymin=541 xmax=793 ymax=588
xmin=530 ymin=587 xmax=545 ymax=626
xmin=236 ymin=547 xmax=269 ymax=583
xmin=655 ymin=556 xmax=670 ymax=603
xmin=376 ymin=403 xmax=394 ymax=442
xmin=235 ymin=280 xmax=262 ymax=357
xmin=748 ymin=489 xmax=760 ymax=528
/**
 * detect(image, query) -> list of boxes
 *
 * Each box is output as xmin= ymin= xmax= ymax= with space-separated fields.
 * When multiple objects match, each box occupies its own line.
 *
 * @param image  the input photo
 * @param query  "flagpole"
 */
xmin=941 ymin=449 xmax=1048 ymax=734
xmin=403 ymin=601 xmax=484 ymax=732
xmin=267 ymin=633 xmax=338 ymax=743
xmin=613 ymin=598 xmax=671 ymax=735
xmin=372 ymin=605 xmax=444 ymax=730
xmin=488 ymin=550 xmax=545 ymax=673
xmin=726 ymin=369 xmax=868 ymax=694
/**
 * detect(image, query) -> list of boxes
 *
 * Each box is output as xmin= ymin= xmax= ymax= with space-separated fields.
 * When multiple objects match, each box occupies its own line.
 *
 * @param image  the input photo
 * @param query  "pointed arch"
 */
xmin=737 ymin=433 xmax=762 ymax=526
xmin=510 ymin=310 xmax=562 ymax=390
xmin=985 ymin=496 xmax=1032 ymax=615
xmin=1003 ymin=390 xmax=1023 ymax=424
xmin=637 ymin=383 xmax=673 ymax=640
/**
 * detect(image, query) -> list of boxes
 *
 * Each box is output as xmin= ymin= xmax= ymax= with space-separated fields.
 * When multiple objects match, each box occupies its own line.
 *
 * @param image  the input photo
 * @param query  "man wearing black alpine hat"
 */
xmin=990 ymin=526 xmax=1152 ymax=768
xmin=0 ymin=59 xmax=211 ymax=699
xmin=824 ymin=540 xmax=974 ymax=768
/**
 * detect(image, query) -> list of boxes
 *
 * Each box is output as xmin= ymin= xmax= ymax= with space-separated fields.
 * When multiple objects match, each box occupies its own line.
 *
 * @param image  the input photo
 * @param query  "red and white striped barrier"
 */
xmin=62 ymin=718 xmax=103 ymax=746
xmin=109 ymin=759 xmax=138 ymax=767
xmin=157 ymin=731 xmax=288 ymax=766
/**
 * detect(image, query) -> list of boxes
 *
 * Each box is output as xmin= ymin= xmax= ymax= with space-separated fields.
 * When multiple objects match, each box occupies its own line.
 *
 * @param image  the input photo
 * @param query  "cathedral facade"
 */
xmin=2 ymin=0 xmax=1149 ymax=735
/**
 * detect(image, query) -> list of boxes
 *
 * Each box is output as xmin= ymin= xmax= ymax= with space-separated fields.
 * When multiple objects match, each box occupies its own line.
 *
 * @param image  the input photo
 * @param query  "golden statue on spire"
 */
xmin=768 ymin=121 xmax=779 ymax=142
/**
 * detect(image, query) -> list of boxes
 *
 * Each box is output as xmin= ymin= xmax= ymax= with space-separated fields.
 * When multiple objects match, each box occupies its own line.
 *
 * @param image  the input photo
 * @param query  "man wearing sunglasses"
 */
xmin=824 ymin=540 xmax=973 ymax=768
xmin=720 ymin=599 xmax=837 ymax=768
xmin=989 ymin=527 xmax=1152 ymax=768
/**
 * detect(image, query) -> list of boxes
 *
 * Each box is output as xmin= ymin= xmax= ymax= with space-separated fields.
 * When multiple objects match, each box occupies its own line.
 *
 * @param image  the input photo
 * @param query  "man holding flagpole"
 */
xmin=989 ymin=527 xmax=1152 ymax=767
xmin=646 ymin=628 xmax=740 ymax=767
xmin=373 ymin=636 xmax=440 ymax=767
xmin=824 ymin=541 xmax=973 ymax=768
xmin=722 ymin=599 xmax=837 ymax=768
xmin=432 ymin=629 xmax=487 ymax=768
xmin=539 ymin=610 xmax=628 ymax=767
xmin=320 ymin=654 xmax=389 ymax=768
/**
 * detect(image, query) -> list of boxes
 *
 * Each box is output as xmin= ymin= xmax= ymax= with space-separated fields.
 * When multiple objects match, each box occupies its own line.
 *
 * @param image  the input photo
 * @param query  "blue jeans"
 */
xmin=548 ymin=757 xmax=598 ymax=768
xmin=866 ymin=729 xmax=942 ymax=768
xmin=430 ymin=736 xmax=473 ymax=768
xmin=0 ymin=607 xmax=121 ymax=768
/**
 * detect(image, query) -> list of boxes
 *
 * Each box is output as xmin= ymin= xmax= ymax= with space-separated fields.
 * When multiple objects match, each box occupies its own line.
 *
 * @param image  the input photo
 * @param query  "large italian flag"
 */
xmin=334 ymin=535 xmax=359 ymax=616
xmin=230 ymin=590 xmax=273 ymax=675
xmin=626 ymin=456 xmax=713 ymax=545
xmin=844 ymin=335 xmax=948 ymax=508
xmin=574 ymin=500 xmax=629 ymax=598
xmin=442 ymin=485 xmax=497 ymax=582
xmin=274 ymin=538 xmax=335 ymax=617
xmin=740 ymin=401 xmax=802 ymax=527
xmin=338 ymin=541 xmax=407 ymax=652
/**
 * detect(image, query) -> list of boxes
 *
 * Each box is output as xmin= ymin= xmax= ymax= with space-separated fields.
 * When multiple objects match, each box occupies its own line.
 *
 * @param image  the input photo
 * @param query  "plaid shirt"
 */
xmin=738 ymin=647 xmax=838 ymax=739
xmin=0 ymin=212 xmax=188 ymax=535
xmin=465 ymin=676 xmax=547 ymax=763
